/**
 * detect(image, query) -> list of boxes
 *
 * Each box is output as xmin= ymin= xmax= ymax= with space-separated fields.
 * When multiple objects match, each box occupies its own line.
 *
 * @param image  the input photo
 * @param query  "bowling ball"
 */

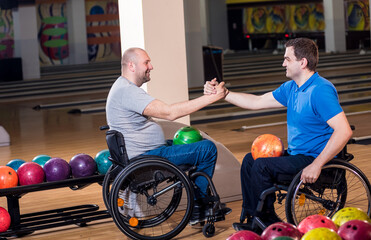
xmin=17 ymin=162 xmax=45 ymax=185
xmin=301 ymin=227 xmax=341 ymax=240
xmin=70 ymin=153 xmax=97 ymax=178
xmin=337 ymin=219 xmax=371 ymax=240
xmin=298 ymin=215 xmax=338 ymax=234
xmin=0 ymin=166 xmax=18 ymax=189
xmin=0 ymin=207 xmax=11 ymax=233
xmin=261 ymin=222 xmax=302 ymax=240
xmin=32 ymin=154 xmax=52 ymax=168
xmin=43 ymin=158 xmax=71 ymax=182
xmin=6 ymin=159 xmax=26 ymax=172
xmin=94 ymin=149 xmax=112 ymax=174
xmin=251 ymin=134 xmax=284 ymax=160
xmin=173 ymin=126 xmax=203 ymax=145
xmin=227 ymin=230 xmax=262 ymax=240
xmin=331 ymin=207 xmax=371 ymax=227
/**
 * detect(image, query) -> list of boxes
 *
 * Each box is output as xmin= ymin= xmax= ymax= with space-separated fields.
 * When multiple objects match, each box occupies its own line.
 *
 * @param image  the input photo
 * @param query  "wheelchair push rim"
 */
xmin=109 ymin=158 xmax=194 ymax=240
xmin=286 ymin=160 xmax=371 ymax=225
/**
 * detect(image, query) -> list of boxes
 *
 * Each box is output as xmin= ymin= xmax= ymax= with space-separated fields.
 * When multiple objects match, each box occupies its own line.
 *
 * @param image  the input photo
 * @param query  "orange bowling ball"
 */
xmin=251 ymin=134 xmax=284 ymax=160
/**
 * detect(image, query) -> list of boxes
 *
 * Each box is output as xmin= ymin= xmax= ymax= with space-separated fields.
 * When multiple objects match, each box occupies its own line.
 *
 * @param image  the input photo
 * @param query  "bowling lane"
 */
xmin=192 ymin=111 xmax=371 ymax=162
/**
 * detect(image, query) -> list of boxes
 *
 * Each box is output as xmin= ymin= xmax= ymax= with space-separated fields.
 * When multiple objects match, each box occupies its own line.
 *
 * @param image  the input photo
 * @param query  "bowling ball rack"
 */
xmin=0 ymin=174 xmax=110 ymax=239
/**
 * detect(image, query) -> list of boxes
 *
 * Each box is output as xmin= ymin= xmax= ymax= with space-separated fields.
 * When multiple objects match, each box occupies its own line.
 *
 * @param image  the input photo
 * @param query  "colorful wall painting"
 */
xmin=289 ymin=3 xmax=324 ymax=32
xmin=0 ymin=8 xmax=14 ymax=59
xmin=36 ymin=0 xmax=69 ymax=66
xmin=346 ymin=0 xmax=370 ymax=31
xmin=243 ymin=3 xmax=325 ymax=34
xmin=243 ymin=5 xmax=286 ymax=34
xmin=85 ymin=0 xmax=121 ymax=63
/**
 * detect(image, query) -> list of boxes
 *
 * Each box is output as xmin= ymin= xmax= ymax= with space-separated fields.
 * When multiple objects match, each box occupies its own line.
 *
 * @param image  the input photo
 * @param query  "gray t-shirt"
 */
xmin=106 ymin=76 xmax=165 ymax=159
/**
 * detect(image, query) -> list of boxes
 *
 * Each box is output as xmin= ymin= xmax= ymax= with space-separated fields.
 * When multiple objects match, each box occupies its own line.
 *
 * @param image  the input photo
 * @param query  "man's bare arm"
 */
xmin=300 ymin=112 xmax=352 ymax=183
xmin=143 ymin=81 xmax=228 ymax=121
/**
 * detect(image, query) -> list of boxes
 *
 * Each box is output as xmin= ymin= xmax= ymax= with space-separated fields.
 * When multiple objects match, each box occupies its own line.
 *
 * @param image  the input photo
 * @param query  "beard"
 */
xmin=139 ymin=71 xmax=151 ymax=84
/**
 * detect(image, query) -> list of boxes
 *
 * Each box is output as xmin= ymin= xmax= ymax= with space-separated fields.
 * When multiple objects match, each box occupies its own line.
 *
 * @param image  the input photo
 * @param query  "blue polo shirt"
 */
xmin=272 ymin=72 xmax=343 ymax=157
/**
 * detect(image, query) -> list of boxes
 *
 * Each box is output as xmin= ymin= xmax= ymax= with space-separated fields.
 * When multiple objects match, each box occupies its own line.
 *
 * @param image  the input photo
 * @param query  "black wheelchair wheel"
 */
xmin=102 ymin=165 xmax=114 ymax=213
xmin=202 ymin=223 xmax=215 ymax=238
xmin=286 ymin=160 xmax=371 ymax=225
xmin=109 ymin=157 xmax=194 ymax=240
xmin=102 ymin=164 xmax=125 ymax=213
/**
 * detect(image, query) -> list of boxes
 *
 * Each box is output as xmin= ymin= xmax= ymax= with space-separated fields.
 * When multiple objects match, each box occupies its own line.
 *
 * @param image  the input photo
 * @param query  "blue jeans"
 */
xmin=241 ymin=152 xmax=314 ymax=217
xmin=142 ymin=139 xmax=217 ymax=199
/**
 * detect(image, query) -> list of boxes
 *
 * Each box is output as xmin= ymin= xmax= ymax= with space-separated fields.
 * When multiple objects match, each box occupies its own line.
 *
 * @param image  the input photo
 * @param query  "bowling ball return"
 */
xmin=0 ymin=174 xmax=110 ymax=239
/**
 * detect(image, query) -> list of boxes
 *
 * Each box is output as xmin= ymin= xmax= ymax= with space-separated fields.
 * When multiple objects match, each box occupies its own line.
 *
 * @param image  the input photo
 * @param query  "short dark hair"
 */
xmin=285 ymin=38 xmax=318 ymax=71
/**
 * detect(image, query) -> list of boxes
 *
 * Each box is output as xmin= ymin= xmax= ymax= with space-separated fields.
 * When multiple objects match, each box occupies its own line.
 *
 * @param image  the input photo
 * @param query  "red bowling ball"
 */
xmin=338 ymin=219 xmax=371 ymax=240
xmin=69 ymin=154 xmax=97 ymax=178
xmin=0 ymin=207 xmax=11 ymax=233
xmin=17 ymin=162 xmax=45 ymax=185
xmin=298 ymin=215 xmax=338 ymax=234
xmin=227 ymin=230 xmax=262 ymax=240
xmin=261 ymin=222 xmax=302 ymax=240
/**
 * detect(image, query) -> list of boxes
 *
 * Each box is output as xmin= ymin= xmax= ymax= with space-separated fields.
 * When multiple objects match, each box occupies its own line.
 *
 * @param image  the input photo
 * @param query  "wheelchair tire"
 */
xmin=202 ymin=223 xmax=215 ymax=238
xmin=109 ymin=157 xmax=194 ymax=240
xmin=102 ymin=164 xmax=114 ymax=213
xmin=102 ymin=155 xmax=152 ymax=213
xmin=285 ymin=160 xmax=371 ymax=225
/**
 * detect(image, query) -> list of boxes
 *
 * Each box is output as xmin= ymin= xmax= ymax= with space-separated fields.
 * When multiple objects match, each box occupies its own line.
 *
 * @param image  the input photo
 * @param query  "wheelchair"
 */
xmin=239 ymin=136 xmax=371 ymax=232
xmin=101 ymin=129 xmax=228 ymax=240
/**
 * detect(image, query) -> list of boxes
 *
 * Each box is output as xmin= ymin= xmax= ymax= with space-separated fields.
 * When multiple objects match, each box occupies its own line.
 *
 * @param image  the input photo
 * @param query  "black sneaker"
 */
xmin=189 ymin=204 xmax=232 ymax=225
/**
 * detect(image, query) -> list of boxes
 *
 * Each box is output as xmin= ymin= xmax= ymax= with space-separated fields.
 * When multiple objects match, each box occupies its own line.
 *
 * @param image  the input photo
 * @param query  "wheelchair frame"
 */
xmin=102 ymin=129 xmax=227 ymax=239
xmin=243 ymin=137 xmax=371 ymax=232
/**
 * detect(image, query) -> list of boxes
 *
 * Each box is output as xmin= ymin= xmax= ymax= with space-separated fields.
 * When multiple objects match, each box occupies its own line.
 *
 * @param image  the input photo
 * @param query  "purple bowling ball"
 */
xmin=69 ymin=154 xmax=97 ymax=178
xmin=44 ymin=158 xmax=71 ymax=182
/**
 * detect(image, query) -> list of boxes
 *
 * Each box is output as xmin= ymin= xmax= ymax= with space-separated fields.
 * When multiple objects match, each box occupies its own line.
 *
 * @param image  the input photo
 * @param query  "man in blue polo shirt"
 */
xmin=204 ymin=38 xmax=353 ymax=230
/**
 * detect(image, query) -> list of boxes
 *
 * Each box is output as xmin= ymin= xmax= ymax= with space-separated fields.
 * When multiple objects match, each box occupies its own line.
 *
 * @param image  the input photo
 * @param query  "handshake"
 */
xmin=204 ymin=78 xmax=229 ymax=99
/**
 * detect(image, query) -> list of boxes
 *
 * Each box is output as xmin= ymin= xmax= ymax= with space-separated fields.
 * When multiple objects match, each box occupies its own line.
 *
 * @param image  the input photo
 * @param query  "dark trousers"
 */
xmin=241 ymin=152 xmax=315 ymax=216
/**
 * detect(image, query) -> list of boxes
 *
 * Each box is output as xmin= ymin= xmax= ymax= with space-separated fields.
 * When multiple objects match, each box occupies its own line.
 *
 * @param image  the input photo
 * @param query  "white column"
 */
xmin=66 ymin=0 xmax=88 ymax=64
xmin=13 ymin=5 xmax=40 ymax=80
xmin=369 ymin=0 xmax=371 ymax=48
xmin=184 ymin=0 xmax=204 ymax=88
xmin=200 ymin=0 xmax=209 ymax=46
xmin=206 ymin=0 xmax=229 ymax=50
xmin=323 ymin=0 xmax=346 ymax=53
xmin=118 ymin=0 xmax=190 ymax=125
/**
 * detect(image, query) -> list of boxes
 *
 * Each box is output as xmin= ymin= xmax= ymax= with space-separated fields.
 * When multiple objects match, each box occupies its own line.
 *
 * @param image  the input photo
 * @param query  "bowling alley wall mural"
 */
xmin=37 ymin=0 xmax=69 ymax=66
xmin=85 ymin=0 xmax=121 ymax=63
xmin=36 ymin=0 xmax=120 ymax=66
xmin=346 ymin=0 xmax=370 ymax=31
xmin=243 ymin=3 xmax=325 ymax=35
xmin=0 ymin=8 xmax=14 ymax=59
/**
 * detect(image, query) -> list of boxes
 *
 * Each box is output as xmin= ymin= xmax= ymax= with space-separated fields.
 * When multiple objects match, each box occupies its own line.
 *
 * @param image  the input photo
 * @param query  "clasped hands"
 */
xmin=204 ymin=78 xmax=228 ymax=98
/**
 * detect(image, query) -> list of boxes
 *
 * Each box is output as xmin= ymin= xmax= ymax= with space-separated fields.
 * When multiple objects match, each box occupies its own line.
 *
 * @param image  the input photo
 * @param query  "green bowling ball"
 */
xmin=95 ymin=149 xmax=112 ymax=174
xmin=173 ymin=126 xmax=203 ymax=145
xmin=273 ymin=237 xmax=295 ymax=240
xmin=32 ymin=154 xmax=52 ymax=168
